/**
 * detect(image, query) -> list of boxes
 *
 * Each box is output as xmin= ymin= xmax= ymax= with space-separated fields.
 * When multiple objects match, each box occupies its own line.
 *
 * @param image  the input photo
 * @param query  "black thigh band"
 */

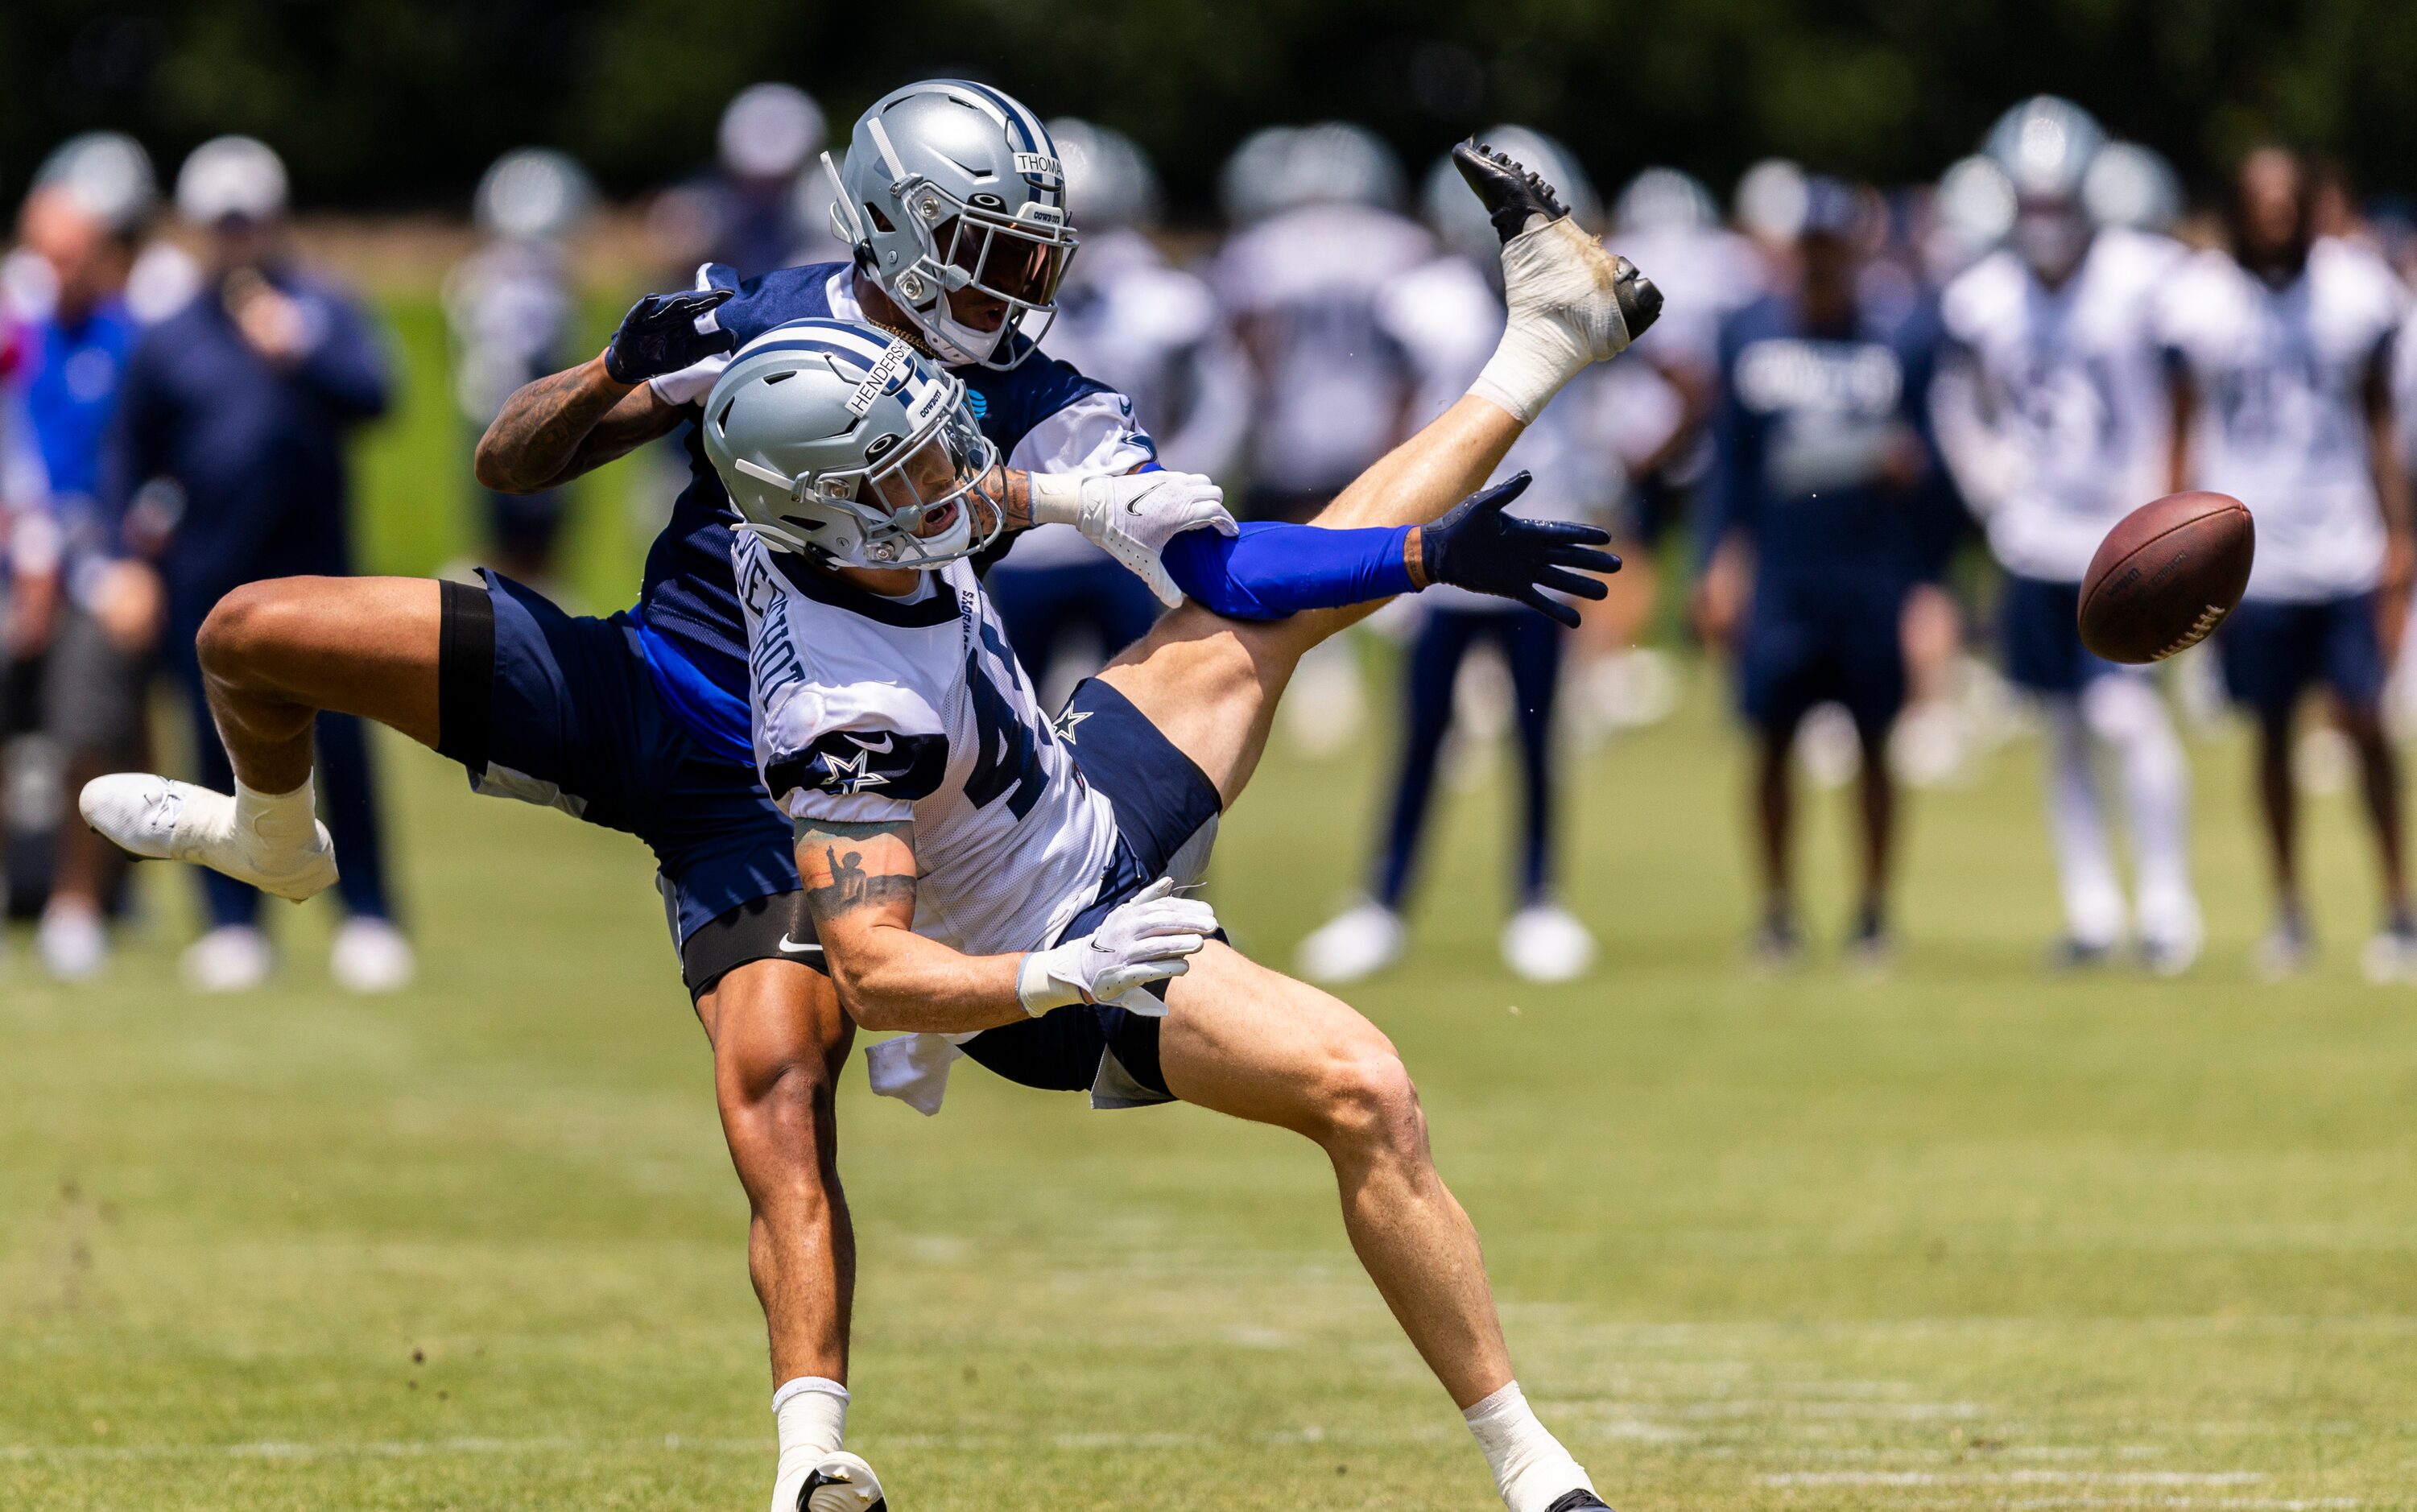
xmin=682 ymin=890 xmax=824 ymax=1001
xmin=435 ymin=577 xmax=494 ymax=773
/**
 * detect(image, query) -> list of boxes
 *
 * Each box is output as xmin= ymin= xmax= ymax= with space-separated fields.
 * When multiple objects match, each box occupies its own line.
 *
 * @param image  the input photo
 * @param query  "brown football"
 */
xmin=2076 ymin=491 xmax=2256 ymax=663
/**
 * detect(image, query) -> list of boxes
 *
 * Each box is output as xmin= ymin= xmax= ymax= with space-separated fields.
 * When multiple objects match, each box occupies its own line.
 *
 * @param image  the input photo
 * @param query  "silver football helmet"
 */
xmin=1612 ymin=167 xmax=1714 ymax=235
xmin=35 ymin=131 xmax=158 ymax=235
xmin=473 ymin=147 xmax=596 ymax=242
xmin=824 ymin=80 xmax=1076 ymax=370
xmin=2084 ymin=140 xmax=2182 ymax=233
xmin=704 ymin=319 xmax=1002 ymax=569
xmin=1050 ymin=118 xmax=1161 ymax=233
xmin=1985 ymin=96 xmax=2106 ymax=200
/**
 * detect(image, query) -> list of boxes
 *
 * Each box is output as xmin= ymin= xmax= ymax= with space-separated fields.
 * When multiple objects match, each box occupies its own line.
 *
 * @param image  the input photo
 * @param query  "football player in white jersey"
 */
xmin=2163 ymin=147 xmax=2417 ymax=978
xmin=1211 ymin=122 xmax=1434 ymax=522
xmin=725 ymin=147 xmax=1658 ymax=1512
xmin=1933 ymin=96 xmax=2204 ymax=973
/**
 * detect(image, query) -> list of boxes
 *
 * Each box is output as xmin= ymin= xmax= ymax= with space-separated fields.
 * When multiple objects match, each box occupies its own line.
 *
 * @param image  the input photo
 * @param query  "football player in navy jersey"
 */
xmin=81 ymin=80 xmax=1216 ymax=1512
xmin=1696 ymin=178 xmax=1948 ymax=967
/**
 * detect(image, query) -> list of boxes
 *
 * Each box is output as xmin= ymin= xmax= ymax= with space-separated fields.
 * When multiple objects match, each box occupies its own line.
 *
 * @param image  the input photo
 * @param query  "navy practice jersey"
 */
xmin=1704 ymin=292 xmax=1952 ymax=586
xmin=637 ymin=261 xmax=1156 ymax=703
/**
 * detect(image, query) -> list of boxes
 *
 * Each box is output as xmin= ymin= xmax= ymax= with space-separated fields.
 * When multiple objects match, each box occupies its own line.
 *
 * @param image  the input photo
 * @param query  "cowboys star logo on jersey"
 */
xmin=766 ymin=727 xmax=950 ymax=806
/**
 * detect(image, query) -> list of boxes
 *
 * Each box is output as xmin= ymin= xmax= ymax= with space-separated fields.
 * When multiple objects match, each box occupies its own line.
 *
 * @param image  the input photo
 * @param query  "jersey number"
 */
xmin=963 ymin=642 xmax=1050 ymax=819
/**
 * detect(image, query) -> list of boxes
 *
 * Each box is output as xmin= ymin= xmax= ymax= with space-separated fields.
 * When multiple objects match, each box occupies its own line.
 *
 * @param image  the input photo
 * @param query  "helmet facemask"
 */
xmin=828 ymin=148 xmax=1078 ymax=370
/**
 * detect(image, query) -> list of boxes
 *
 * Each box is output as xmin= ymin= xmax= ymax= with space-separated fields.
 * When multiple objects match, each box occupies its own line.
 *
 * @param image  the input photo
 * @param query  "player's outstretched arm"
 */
xmin=1163 ymin=473 xmax=1620 ymax=628
xmin=798 ymin=822 xmax=1214 ymax=1035
xmin=474 ymin=288 xmax=734 ymax=494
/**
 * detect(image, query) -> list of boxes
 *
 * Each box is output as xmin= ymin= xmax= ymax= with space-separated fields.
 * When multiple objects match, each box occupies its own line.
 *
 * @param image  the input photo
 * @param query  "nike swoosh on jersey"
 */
xmin=778 ymin=935 xmax=824 ymax=954
xmin=845 ymin=732 xmax=895 ymax=754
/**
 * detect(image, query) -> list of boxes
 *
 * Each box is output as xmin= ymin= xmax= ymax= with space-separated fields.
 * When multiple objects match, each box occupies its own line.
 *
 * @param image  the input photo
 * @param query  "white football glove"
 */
xmin=1016 ymin=878 xmax=1219 ymax=1017
xmin=1029 ymin=469 xmax=1237 ymax=609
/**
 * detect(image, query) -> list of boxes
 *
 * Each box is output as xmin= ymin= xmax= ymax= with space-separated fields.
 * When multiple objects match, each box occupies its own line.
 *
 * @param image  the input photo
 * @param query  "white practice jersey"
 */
xmin=1375 ymin=254 xmax=1626 ymax=609
xmin=1940 ymin=228 xmax=2188 ymax=584
xmin=737 ymin=532 xmax=1120 ymax=957
xmin=2160 ymin=238 xmax=2406 ymax=602
xmin=1213 ymin=202 xmax=1434 ymax=494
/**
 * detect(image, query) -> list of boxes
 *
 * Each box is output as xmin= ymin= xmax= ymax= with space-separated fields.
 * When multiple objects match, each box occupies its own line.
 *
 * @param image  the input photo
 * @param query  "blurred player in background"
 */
xmin=1933 ymin=97 xmax=2204 ymax=973
xmin=651 ymin=83 xmax=832 ymax=283
xmin=1696 ymin=177 xmax=1945 ymax=966
xmin=1576 ymin=167 xmax=1758 ymax=737
xmin=1214 ymin=122 xmax=1430 ymax=523
xmin=985 ymin=118 xmax=1251 ymax=692
xmin=1213 ymin=124 xmax=1433 ymax=752
xmin=1297 ymin=126 xmax=1617 ymax=985
xmin=445 ymin=148 xmax=595 ymax=589
xmin=2162 ymin=147 xmax=2417 ymax=978
xmin=1 ymin=133 xmax=157 ymax=979
xmin=107 ymin=135 xmax=408 ymax=994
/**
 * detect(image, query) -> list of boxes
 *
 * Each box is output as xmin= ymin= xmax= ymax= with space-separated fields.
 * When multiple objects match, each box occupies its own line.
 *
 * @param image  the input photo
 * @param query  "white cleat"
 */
xmin=184 ymin=925 xmax=273 ymax=994
xmin=37 ymin=898 xmax=109 ymax=982
xmin=1502 ymin=901 xmax=1597 ymax=983
xmin=1296 ymin=900 xmax=1407 ymax=985
xmin=330 ymin=917 xmax=415 ymax=994
xmin=793 ymin=1451 xmax=887 ymax=1512
xmin=81 ymin=773 xmax=337 ymax=903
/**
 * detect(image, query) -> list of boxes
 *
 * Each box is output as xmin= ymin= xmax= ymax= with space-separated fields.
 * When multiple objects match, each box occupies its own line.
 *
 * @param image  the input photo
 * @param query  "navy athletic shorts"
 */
xmin=956 ymin=676 xmax=1224 ymax=1109
xmin=2217 ymin=593 xmax=2386 ymax=721
xmin=436 ymin=573 xmax=809 ymax=998
xmin=1737 ymin=573 xmax=1911 ymax=736
xmin=2002 ymin=574 xmax=2122 ymax=695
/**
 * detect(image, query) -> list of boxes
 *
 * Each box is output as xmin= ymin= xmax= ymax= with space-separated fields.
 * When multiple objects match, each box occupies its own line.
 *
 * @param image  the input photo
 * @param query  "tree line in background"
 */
xmin=7 ymin=0 xmax=2417 ymax=216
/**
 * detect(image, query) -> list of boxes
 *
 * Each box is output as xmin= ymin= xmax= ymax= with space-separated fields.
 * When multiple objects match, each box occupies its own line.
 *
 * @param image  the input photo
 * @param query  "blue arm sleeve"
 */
xmin=1161 ymin=520 xmax=1417 ymax=621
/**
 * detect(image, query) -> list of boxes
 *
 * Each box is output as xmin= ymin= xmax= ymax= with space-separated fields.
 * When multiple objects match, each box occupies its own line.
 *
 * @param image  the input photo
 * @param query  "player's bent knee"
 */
xmin=1311 ymin=1044 xmax=1427 ymax=1159
xmin=198 ymin=579 xmax=324 ymax=682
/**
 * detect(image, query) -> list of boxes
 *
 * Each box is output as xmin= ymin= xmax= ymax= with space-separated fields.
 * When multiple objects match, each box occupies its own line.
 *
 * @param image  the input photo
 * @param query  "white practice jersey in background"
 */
xmin=2160 ymin=237 xmax=2406 ymax=602
xmin=737 ymin=533 xmax=1119 ymax=957
xmin=1017 ymin=229 xmax=1254 ymax=569
xmin=1940 ymin=228 xmax=2187 ymax=584
xmin=1213 ymin=202 xmax=1434 ymax=495
xmin=1376 ymin=254 xmax=1627 ymax=611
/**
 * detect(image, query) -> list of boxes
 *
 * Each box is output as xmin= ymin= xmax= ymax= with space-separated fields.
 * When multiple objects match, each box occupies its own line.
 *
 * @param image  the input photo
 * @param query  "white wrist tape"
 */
xmin=1016 ymin=950 xmax=1084 ymax=1016
xmin=1027 ymin=472 xmax=1084 ymax=527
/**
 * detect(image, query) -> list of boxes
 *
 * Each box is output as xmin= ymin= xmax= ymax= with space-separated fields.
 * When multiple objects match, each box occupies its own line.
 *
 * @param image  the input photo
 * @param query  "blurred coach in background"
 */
xmin=105 ymin=135 xmax=411 ymax=994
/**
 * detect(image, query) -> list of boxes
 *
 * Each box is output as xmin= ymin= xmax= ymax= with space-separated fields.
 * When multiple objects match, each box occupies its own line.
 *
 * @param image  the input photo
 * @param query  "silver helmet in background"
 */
xmin=1049 ymin=118 xmax=1162 ymax=233
xmin=473 ymin=147 xmax=596 ymax=243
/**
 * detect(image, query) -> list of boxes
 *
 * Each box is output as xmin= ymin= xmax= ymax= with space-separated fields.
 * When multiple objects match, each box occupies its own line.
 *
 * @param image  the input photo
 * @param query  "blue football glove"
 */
xmin=603 ymin=287 xmax=737 ymax=384
xmin=1418 ymin=472 xmax=1620 ymax=629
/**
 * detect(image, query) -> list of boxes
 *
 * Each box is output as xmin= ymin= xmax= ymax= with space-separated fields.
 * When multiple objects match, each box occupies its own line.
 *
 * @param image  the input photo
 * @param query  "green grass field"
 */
xmin=6 ymin=294 xmax=2417 ymax=1510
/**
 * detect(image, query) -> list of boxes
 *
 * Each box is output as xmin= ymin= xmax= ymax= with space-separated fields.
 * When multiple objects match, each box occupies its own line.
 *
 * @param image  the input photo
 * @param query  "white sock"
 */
xmin=2084 ymin=675 xmax=2200 ymax=946
xmin=770 ymin=1377 xmax=849 ymax=1512
xmin=233 ymin=775 xmax=319 ymax=852
xmin=2042 ymin=700 xmax=2126 ymax=948
xmin=1472 ymin=218 xmax=1632 ymax=423
xmin=1463 ymin=1380 xmax=1591 ymax=1512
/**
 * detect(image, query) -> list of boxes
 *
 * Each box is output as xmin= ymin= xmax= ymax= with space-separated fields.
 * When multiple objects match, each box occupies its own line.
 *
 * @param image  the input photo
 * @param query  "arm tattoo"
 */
xmin=475 ymin=359 xmax=684 ymax=494
xmin=797 ymin=820 xmax=919 ymax=923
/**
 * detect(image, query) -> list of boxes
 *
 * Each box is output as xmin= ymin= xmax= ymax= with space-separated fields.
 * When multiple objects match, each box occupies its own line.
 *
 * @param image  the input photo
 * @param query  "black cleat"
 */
xmin=1452 ymin=138 xmax=1572 ymax=243
xmin=1451 ymin=139 xmax=1663 ymax=342
xmin=1544 ymin=1491 xmax=1613 ymax=1512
